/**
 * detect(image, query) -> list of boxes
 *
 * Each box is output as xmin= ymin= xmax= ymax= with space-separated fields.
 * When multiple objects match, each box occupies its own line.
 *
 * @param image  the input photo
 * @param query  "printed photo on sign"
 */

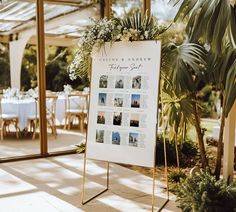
xmin=97 ymin=111 xmax=105 ymax=124
xmin=96 ymin=130 xmax=104 ymax=143
xmin=113 ymin=112 xmax=122 ymax=125
xmin=99 ymin=75 xmax=108 ymax=88
xmin=115 ymin=76 xmax=124 ymax=88
xmin=98 ymin=93 xmax=107 ymax=106
xmin=131 ymin=94 xmax=140 ymax=108
xmin=132 ymin=76 xmax=141 ymax=89
xmin=112 ymin=132 xmax=121 ymax=145
xmin=129 ymin=132 xmax=138 ymax=147
xmin=130 ymin=113 xmax=139 ymax=127
xmin=114 ymin=97 xmax=123 ymax=107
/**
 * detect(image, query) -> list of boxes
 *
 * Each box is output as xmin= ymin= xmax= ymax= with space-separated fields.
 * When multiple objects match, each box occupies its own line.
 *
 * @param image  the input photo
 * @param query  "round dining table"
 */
xmin=1 ymin=96 xmax=71 ymax=131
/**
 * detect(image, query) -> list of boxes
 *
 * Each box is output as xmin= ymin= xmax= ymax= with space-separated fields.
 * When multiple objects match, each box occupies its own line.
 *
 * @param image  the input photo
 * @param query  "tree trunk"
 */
xmin=192 ymin=101 xmax=208 ymax=169
xmin=214 ymin=112 xmax=226 ymax=180
xmin=175 ymin=132 xmax=180 ymax=168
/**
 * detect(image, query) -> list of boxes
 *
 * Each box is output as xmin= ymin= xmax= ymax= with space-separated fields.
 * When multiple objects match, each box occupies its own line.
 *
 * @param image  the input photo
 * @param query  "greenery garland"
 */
xmin=68 ymin=12 xmax=166 ymax=79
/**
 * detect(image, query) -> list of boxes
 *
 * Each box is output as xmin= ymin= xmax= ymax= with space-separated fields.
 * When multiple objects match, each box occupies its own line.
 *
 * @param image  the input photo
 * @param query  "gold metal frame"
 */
xmin=81 ymin=154 xmax=109 ymax=205
xmin=81 ymin=147 xmax=169 ymax=211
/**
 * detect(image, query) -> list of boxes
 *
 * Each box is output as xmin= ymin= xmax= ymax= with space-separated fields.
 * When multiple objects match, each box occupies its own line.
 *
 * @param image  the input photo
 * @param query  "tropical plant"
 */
xmin=161 ymin=42 xmax=208 ymax=169
xmin=161 ymin=79 xmax=195 ymax=167
xmin=176 ymin=171 xmax=236 ymax=212
xmin=173 ymin=0 xmax=236 ymax=179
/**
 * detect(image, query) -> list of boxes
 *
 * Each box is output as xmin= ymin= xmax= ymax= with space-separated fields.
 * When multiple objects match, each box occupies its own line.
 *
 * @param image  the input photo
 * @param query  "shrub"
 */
xmin=156 ymin=135 xmax=198 ymax=167
xmin=168 ymin=169 xmax=187 ymax=184
xmin=176 ymin=171 xmax=236 ymax=212
xmin=168 ymin=169 xmax=187 ymax=193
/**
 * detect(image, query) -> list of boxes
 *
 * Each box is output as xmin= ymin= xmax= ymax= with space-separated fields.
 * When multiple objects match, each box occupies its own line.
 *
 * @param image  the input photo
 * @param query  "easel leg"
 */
xmin=152 ymin=166 xmax=169 ymax=212
xmin=81 ymin=153 xmax=110 ymax=205
xmin=152 ymin=166 xmax=155 ymax=212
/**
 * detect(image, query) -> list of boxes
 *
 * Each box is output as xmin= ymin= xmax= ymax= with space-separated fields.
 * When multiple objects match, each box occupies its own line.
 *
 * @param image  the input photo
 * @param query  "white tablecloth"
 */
xmin=1 ymin=95 xmax=87 ymax=131
xmin=2 ymin=99 xmax=36 ymax=131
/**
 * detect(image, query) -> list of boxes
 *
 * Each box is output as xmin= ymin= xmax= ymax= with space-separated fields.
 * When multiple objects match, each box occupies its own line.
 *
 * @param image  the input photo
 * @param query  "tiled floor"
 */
xmin=0 ymin=154 xmax=180 ymax=212
xmin=0 ymin=128 xmax=85 ymax=158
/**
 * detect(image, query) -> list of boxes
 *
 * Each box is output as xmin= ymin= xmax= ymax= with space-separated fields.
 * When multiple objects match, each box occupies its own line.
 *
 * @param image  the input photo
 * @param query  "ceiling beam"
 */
xmin=0 ymin=19 xmax=27 ymax=23
xmin=0 ymin=34 xmax=75 ymax=46
xmin=28 ymin=35 xmax=75 ymax=46
xmin=16 ymin=0 xmax=93 ymax=7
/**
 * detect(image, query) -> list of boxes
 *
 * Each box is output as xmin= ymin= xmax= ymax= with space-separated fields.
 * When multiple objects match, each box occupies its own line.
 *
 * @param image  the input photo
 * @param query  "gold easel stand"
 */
xmin=81 ymin=150 xmax=169 ymax=211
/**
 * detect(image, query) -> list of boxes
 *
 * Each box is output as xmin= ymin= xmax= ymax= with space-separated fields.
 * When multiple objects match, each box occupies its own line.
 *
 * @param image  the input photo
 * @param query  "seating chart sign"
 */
xmin=86 ymin=41 xmax=161 ymax=167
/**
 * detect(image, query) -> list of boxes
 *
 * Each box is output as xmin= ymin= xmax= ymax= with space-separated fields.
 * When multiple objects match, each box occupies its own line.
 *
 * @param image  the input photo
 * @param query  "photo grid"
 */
xmin=96 ymin=75 xmax=144 ymax=147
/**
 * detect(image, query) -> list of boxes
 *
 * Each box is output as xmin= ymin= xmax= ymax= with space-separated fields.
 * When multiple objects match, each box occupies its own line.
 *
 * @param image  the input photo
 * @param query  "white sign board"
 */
xmin=86 ymin=41 xmax=161 ymax=167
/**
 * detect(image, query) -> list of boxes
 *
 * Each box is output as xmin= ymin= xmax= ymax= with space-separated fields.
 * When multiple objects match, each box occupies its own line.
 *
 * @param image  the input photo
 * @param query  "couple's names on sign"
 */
xmin=97 ymin=57 xmax=152 ymax=62
xmin=87 ymin=41 xmax=161 ymax=168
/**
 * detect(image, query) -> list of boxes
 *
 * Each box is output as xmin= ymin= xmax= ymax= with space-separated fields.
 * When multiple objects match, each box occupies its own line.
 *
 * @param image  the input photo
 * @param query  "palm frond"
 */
xmin=162 ymin=42 xmax=206 ymax=93
xmin=207 ymin=46 xmax=236 ymax=87
xmin=223 ymin=61 xmax=236 ymax=117
xmin=173 ymin=0 xmax=234 ymax=53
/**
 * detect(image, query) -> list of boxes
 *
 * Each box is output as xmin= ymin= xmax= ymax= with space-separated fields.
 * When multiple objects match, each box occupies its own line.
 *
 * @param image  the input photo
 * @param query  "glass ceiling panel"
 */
xmin=0 ymin=1 xmax=79 ymax=33
xmin=151 ymin=0 xmax=181 ymax=22
xmin=0 ymin=22 xmax=19 ymax=31
xmin=0 ymin=2 xmax=35 ymax=21
xmin=46 ymin=25 xmax=81 ymax=35
xmin=44 ymin=4 xmax=77 ymax=20
xmin=0 ymin=0 xmax=97 ymax=36
xmin=111 ymin=0 xmax=143 ymax=17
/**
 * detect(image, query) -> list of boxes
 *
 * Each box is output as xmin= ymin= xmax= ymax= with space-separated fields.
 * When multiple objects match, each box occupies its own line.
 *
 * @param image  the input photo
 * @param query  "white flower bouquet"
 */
xmin=68 ymin=12 xmax=166 ymax=80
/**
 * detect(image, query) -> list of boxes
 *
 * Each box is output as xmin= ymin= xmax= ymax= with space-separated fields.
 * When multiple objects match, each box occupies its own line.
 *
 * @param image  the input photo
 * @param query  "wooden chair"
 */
xmin=45 ymin=95 xmax=58 ymax=137
xmin=64 ymin=92 xmax=88 ymax=131
xmin=27 ymin=97 xmax=39 ymax=139
xmin=28 ymin=95 xmax=58 ymax=139
xmin=0 ymin=95 xmax=19 ymax=140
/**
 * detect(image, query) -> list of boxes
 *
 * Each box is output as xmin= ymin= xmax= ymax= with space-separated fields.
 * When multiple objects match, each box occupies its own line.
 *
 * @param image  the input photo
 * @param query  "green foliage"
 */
xmin=197 ymin=85 xmax=220 ymax=118
xmin=21 ymin=45 xmax=37 ymax=90
xmin=0 ymin=43 xmax=10 ymax=90
xmin=68 ymin=11 xmax=166 ymax=79
xmin=156 ymin=135 xmax=197 ymax=167
xmin=168 ymin=168 xmax=187 ymax=184
xmin=162 ymin=42 xmax=207 ymax=94
xmin=207 ymin=46 xmax=236 ymax=117
xmin=173 ymin=0 xmax=235 ymax=53
xmin=21 ymin=45 xmax=87 ymax=91
xmin=75 ymin=142 xmax=86 ymax=154
xmin=161 ymin=82 xmax=194 ymax=137
xmin=168 ymin=168 xmax=187 ymax=193
xmin=176 ymin=171 xmax=236 ymax=212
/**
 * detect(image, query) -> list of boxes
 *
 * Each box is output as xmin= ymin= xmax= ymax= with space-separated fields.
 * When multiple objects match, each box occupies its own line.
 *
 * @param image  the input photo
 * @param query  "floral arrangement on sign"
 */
xmin=68 ymin=12 xmax=166 ymax=80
